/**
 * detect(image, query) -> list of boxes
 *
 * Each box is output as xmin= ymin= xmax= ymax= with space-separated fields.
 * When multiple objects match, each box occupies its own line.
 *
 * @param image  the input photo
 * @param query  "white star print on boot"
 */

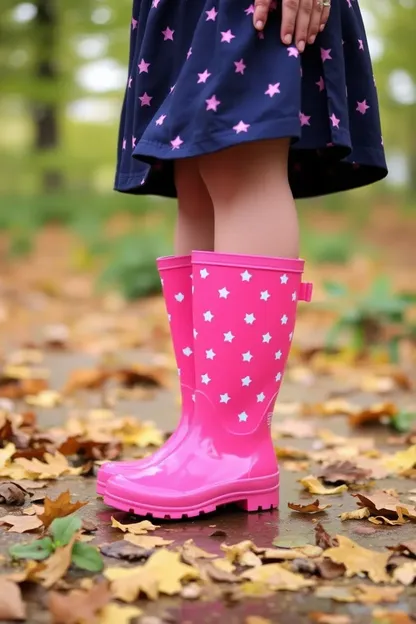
xmin=96 ymin=255 xmax=195 ymax=495
xmin=104 ymin=251 xmax=312 ymax=518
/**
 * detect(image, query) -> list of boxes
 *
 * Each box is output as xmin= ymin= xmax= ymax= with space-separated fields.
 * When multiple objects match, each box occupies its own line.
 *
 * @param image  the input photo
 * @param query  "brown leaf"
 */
xmin=0 ymin=376 xmax=48 ymax=400
xmin=37 ymin=491 xmax=87 ymax=529
xmin=23 ymin=504 xmax=44 ymax=516
xmin=0 ymin=578 xmax=27 ymax=620
xmin=0 ymin=482 xmax=29 ymax=505
xmin=387 ymin=541 xmax=416 ymax=558
xmin=299 ymin=475 xmax=348 ymax=496
xmin=0 ymin=513 xmax=43 ymax=533
xmin=309 ymin=614 xmax=352 ymax=624
xmin=324 ymin=535 xmax=391 ymax=583
xmin=319 ymin=461 xmax=371 ymax=484
xmin=47 ymin=581 xmax=111 ymax=624
xmin=100 ymin=540 xmax=154 ymax=561
xmin=315 ymin=559 xmax=346 ymax=580
xmin=348 ymin=402 xmax=397 ymax=427
xmin=353 ymin=490 xmax=416 ymax=521
xmin=35 ymin=534 xmax=77 ymax=589
xmin=62 ymin=369 xmax=111 ymax=395
xmin=372 ymin=610 xmax=415 ymax=624
xmin=288 ymin=499 xmax=331 ymax=514
xmin=354 ymin=584 xmax=404 ymax=604
xmin=114 ymin=364 xmax=168 ymax=389
xmin=314 ymin=523 xmax=339 ymax=550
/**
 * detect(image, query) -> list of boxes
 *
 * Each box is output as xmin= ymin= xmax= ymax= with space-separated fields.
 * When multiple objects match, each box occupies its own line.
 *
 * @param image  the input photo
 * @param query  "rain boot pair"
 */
xmin=97 ymin=251 xmax=312 ymax=519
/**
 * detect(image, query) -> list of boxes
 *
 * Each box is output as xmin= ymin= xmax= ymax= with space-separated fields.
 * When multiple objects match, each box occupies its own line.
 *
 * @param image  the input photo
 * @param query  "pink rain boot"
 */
xmin=96 ymin=255 xmax=195 ymax=495
xmin=104 ymin=251 xmax=312 ymax=518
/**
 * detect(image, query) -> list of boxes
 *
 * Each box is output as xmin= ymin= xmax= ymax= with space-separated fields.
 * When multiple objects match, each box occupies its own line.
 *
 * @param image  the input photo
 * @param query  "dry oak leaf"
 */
xmin=221 ymin=540 xmax=263 ymax=567
xmin=288 ymin=499 xmax=331 ymax=514
xmin=99 ymin=603 xmax=142 ymax=624
xmin=104 ymin=549 xmax=200 ymax=601
xmin=340 ymin=507 xmax=371 ymax=521
xmin=35 ymin=534 xmax=78 ymax=589
xmin=111 ymin=517 xmax=159 ymax=535
xmin=0 ymin=482 xmax=29 ymax=505
xmin=14 ymin=452 xmax=83 ymax=479
xmin=354 ymin=584 xmax=404 ymax=604
xmin=309 ymin=614 xmax=352 ymax=624
xmin=124 ymin=534 xmax=174 ymax=549
xmin=319 ymin=461 xmax=371 ymax=485
xmin=384 ymin=445 xmax=416 ymax=474
xmin=393 ymin=561 xmax=416 ymax=586
xmin=241 ymin=562 xmax=316 ymax=591
xmin=0 ymin=513 xmax=43 ymax=533
xmin=324 ymin=535 xmax=391 ymax=583
xmin=0 ymin=578 xmax=26 ymax=621
xmin=354 ymin=491 xmax=416 ymax=521
xmin=37 ymin=490 xmax=88 ymax=529
xmin=299 ymin=475 xmax=348 ymax=496
xmin=47 ymin=581 xmax=111 ymax=624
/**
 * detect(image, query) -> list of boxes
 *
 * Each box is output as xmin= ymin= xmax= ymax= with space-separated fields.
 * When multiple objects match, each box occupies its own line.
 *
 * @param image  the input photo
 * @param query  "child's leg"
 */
xmin=197 ymin=139 xmax=299 ymax=257
xmin=174 ymin=159 xmax=215 ymax=255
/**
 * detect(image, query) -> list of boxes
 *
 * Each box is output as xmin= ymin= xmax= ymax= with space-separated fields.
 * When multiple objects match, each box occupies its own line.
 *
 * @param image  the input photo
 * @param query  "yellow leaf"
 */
xmin=241 ymin=562 xmax=315 ymax=591
xmin=99 ymin=603 xmax=142 ymax=624
xmin=340 ymin=507 xmax=371 ymax=521
xmin=299 ymin=475 xmax=348 ymax=495
xmin=25 ymin=390 xmax=62 ymax=408
xmin=124 ymin=534 xmax=174 ymax=548
xmin=384 ymin=446 xmax=416 ymax=474
xmin=0 ymin=443 xmax=16 ymax=469
xmin=245 ymin=617 xmax=272 ymax=624
xmin=14 ymin=452 xmax=82 ymax=479
xmin=221 ymin=541 xmax=262 ymax=567
xmin=324 ymin=535 xmax=391 ymax=583
xmin=111 ymin=517 xmax=159 ymax=535
xmin=393 ymin=561 xmax=416 ymax=586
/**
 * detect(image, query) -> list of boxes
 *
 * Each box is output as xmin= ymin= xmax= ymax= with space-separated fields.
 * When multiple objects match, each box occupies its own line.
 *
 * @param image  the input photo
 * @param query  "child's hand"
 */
xmin=253 ymin=0 xmax=331 ymax=52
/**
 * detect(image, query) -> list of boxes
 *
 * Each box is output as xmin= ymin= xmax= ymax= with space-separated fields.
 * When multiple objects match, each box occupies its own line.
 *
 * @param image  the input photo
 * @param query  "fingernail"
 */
xmin=283 ymin=34 xmax=292 ymax=44
xmin=320 ymin=24 xmax=325 ymax=31
xmin=308 ymin=35 xmax=315 ymax=44
xmin=255 ymin=20 xmax=264 ymax=30
xmin=297 ymin=40 xmax=305 ymax=52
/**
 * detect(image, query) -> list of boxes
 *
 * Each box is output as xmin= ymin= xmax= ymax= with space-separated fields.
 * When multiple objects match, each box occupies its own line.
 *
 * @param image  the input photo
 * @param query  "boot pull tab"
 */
xmin=299 ymin=282 xmax=313 ymax=302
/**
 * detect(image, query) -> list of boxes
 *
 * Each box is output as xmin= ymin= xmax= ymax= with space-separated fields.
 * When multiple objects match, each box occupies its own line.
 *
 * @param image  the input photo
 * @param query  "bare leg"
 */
xmin=197 ymin=139 xmax=299 ymax=257
xmin=174 ymin=159 xmax=215 ymax=254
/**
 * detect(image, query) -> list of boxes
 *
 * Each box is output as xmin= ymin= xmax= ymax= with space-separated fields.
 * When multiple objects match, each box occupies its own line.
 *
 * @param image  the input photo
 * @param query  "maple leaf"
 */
xmin=241 ymin=562 xmax=316 ymax=590
xmin=299 ymin=475 xmax=348 ymax=495
xmin=47 ymin=581 xmax=111 ymax=624
xmin=324 ymin=535 xmax=391 ymax=583
xmin=0 ymin=578 xmax=27 ymax=621
xmin=288 ymin=499 xmax=331 ymax=514
xmin=14 ymin=452 xmax=82 ymax=479
xmin=37 ymin=490 xmax=88 ymax=528
xmin=0 ymin=513 xmax=43 ymax=533
xmin=111 ymin=517 xmax=159 ymax=535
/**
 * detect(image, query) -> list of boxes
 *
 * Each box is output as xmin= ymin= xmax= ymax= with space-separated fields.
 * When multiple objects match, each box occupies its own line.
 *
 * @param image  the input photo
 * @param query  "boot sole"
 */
xmin=104 ymin=486 xmax=279 ymax=519
xmin=96 ymin=480 xmax=106 ymax=496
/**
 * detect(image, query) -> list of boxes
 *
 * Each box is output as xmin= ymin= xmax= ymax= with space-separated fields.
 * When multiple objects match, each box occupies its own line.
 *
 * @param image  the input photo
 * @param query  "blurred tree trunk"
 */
xmin=32 ymin=0 xmax=63 ymax=192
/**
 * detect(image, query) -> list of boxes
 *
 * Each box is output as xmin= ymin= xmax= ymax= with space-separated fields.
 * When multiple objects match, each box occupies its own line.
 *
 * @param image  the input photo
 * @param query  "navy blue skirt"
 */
xmin=114 ymin=0 xmax=388 ymax=199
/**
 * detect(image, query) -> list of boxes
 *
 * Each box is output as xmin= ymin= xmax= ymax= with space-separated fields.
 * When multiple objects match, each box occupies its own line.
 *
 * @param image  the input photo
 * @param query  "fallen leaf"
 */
xmin=299 ymin=476 xmax=348 ymax=496
xmin=324 ymin=535 xmax=391 ymax=583
xmin=221 ymin=541 xmax=263 ymax=567
xmin=388 ymin=541 xmax=416 ymax=558
xmin=47 ymin=581 xmax=111 ymax=624
xmin=372 ymin=610 xmax=415 ymax=624
xmin=104 ymin=549 xmax=200 ymax=601
xmin=0 ymin=482 xmax=29 ymax=505
xmin=275 ymin=446 xmax=309 ymax=460
xmin=314 ymin=585 xmax=355 ymax=602
xmin=35 ymin=534 xmax=78 ymax=588
xmin=288 ymin=499 xmax=331 ymax=514
xmin=241 ymin=562 xmax=316 ymax=590
xmin=180 ymin=539 xmax=217 ymax=563
xmin=354 ymin=584 xmax=404 ymax=604
xmin=111 ymin=517 xmax=159 ymax=535
xmin=349 ymin=402 xmax=397 ymax=427
xmin=319 ymin=461 xmax=371 ymax=484
xmin=245 ymin=617 xmax=272 ymax=624
xmin=384 ymin=445 xmax=416 ymax=474
xmin=25 ymin=390 xmax=62 ymax=408
xmin=14 ymin=480 xmax=48 ymax=490
xmin=181 ymin=583 xmax=203 ymax=600
xmin=14 ymin=452 xmax=82 ymax=479
xmin=309 ymin=614 xmax=352 ymax=624
xmin=124 ymin=534 xmax=174 ymax=549
xmin=340 ymin=507 xmax=371 ymax=521
xmin=315 ymin=523 xmax=338 ymax=550
xmin=62 ymin=369 xmax=111 ymax=395
xmin=315 ymin=559 xmax=346 ymax=580
xmin=23 ymin=504 xmax=44 ymax=516
xmin=393 ymin=561 xmax=416 ymax=586
xmin=273 ymin=420 xmax=317 ymax=439
xmin=0 ymin=443 xmax=17 ymax=468
xmin=38 ymin=491 xmax=88 ymax=529
xmin=100 ymin=540 xmax=153 ymax=561
xmin=0 ymin=578 xmax=27 ymax=620
xmin=99 ymin=603 xmax=142 ymax=624
xmin=354 ymin=491 xmax=416 ymax=521
xmin=0 ymin=514 xmax=43 ymax=533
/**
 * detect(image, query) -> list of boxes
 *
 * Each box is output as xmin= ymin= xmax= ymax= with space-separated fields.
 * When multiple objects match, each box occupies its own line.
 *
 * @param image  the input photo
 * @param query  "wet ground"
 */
xmin=0 ymin=348 xmax=415 ymax=623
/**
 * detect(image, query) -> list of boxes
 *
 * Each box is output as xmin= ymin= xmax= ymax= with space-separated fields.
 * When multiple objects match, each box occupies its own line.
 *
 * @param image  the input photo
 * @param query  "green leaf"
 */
xmin=50 ymin=514 xmax=82 ymax=546
xmin=390 ymin=411 xmax=416 ymax=433
xmin=9 ymin=537 xmax=54 ymax=561
xmin=71 ymin=542 xmax=104 ymax=573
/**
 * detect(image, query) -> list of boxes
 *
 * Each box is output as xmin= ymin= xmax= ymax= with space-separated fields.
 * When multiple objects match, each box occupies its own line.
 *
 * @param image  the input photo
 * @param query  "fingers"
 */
xmin=281 ymin=0 xmax=299 ymax=45
xmin=294 ymin=0 xmax=313 ymax=52
xmin=253 ymin=0 xmax=272 ymax=31
xmin=307 ymin=0 xmax=323 ymax=45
